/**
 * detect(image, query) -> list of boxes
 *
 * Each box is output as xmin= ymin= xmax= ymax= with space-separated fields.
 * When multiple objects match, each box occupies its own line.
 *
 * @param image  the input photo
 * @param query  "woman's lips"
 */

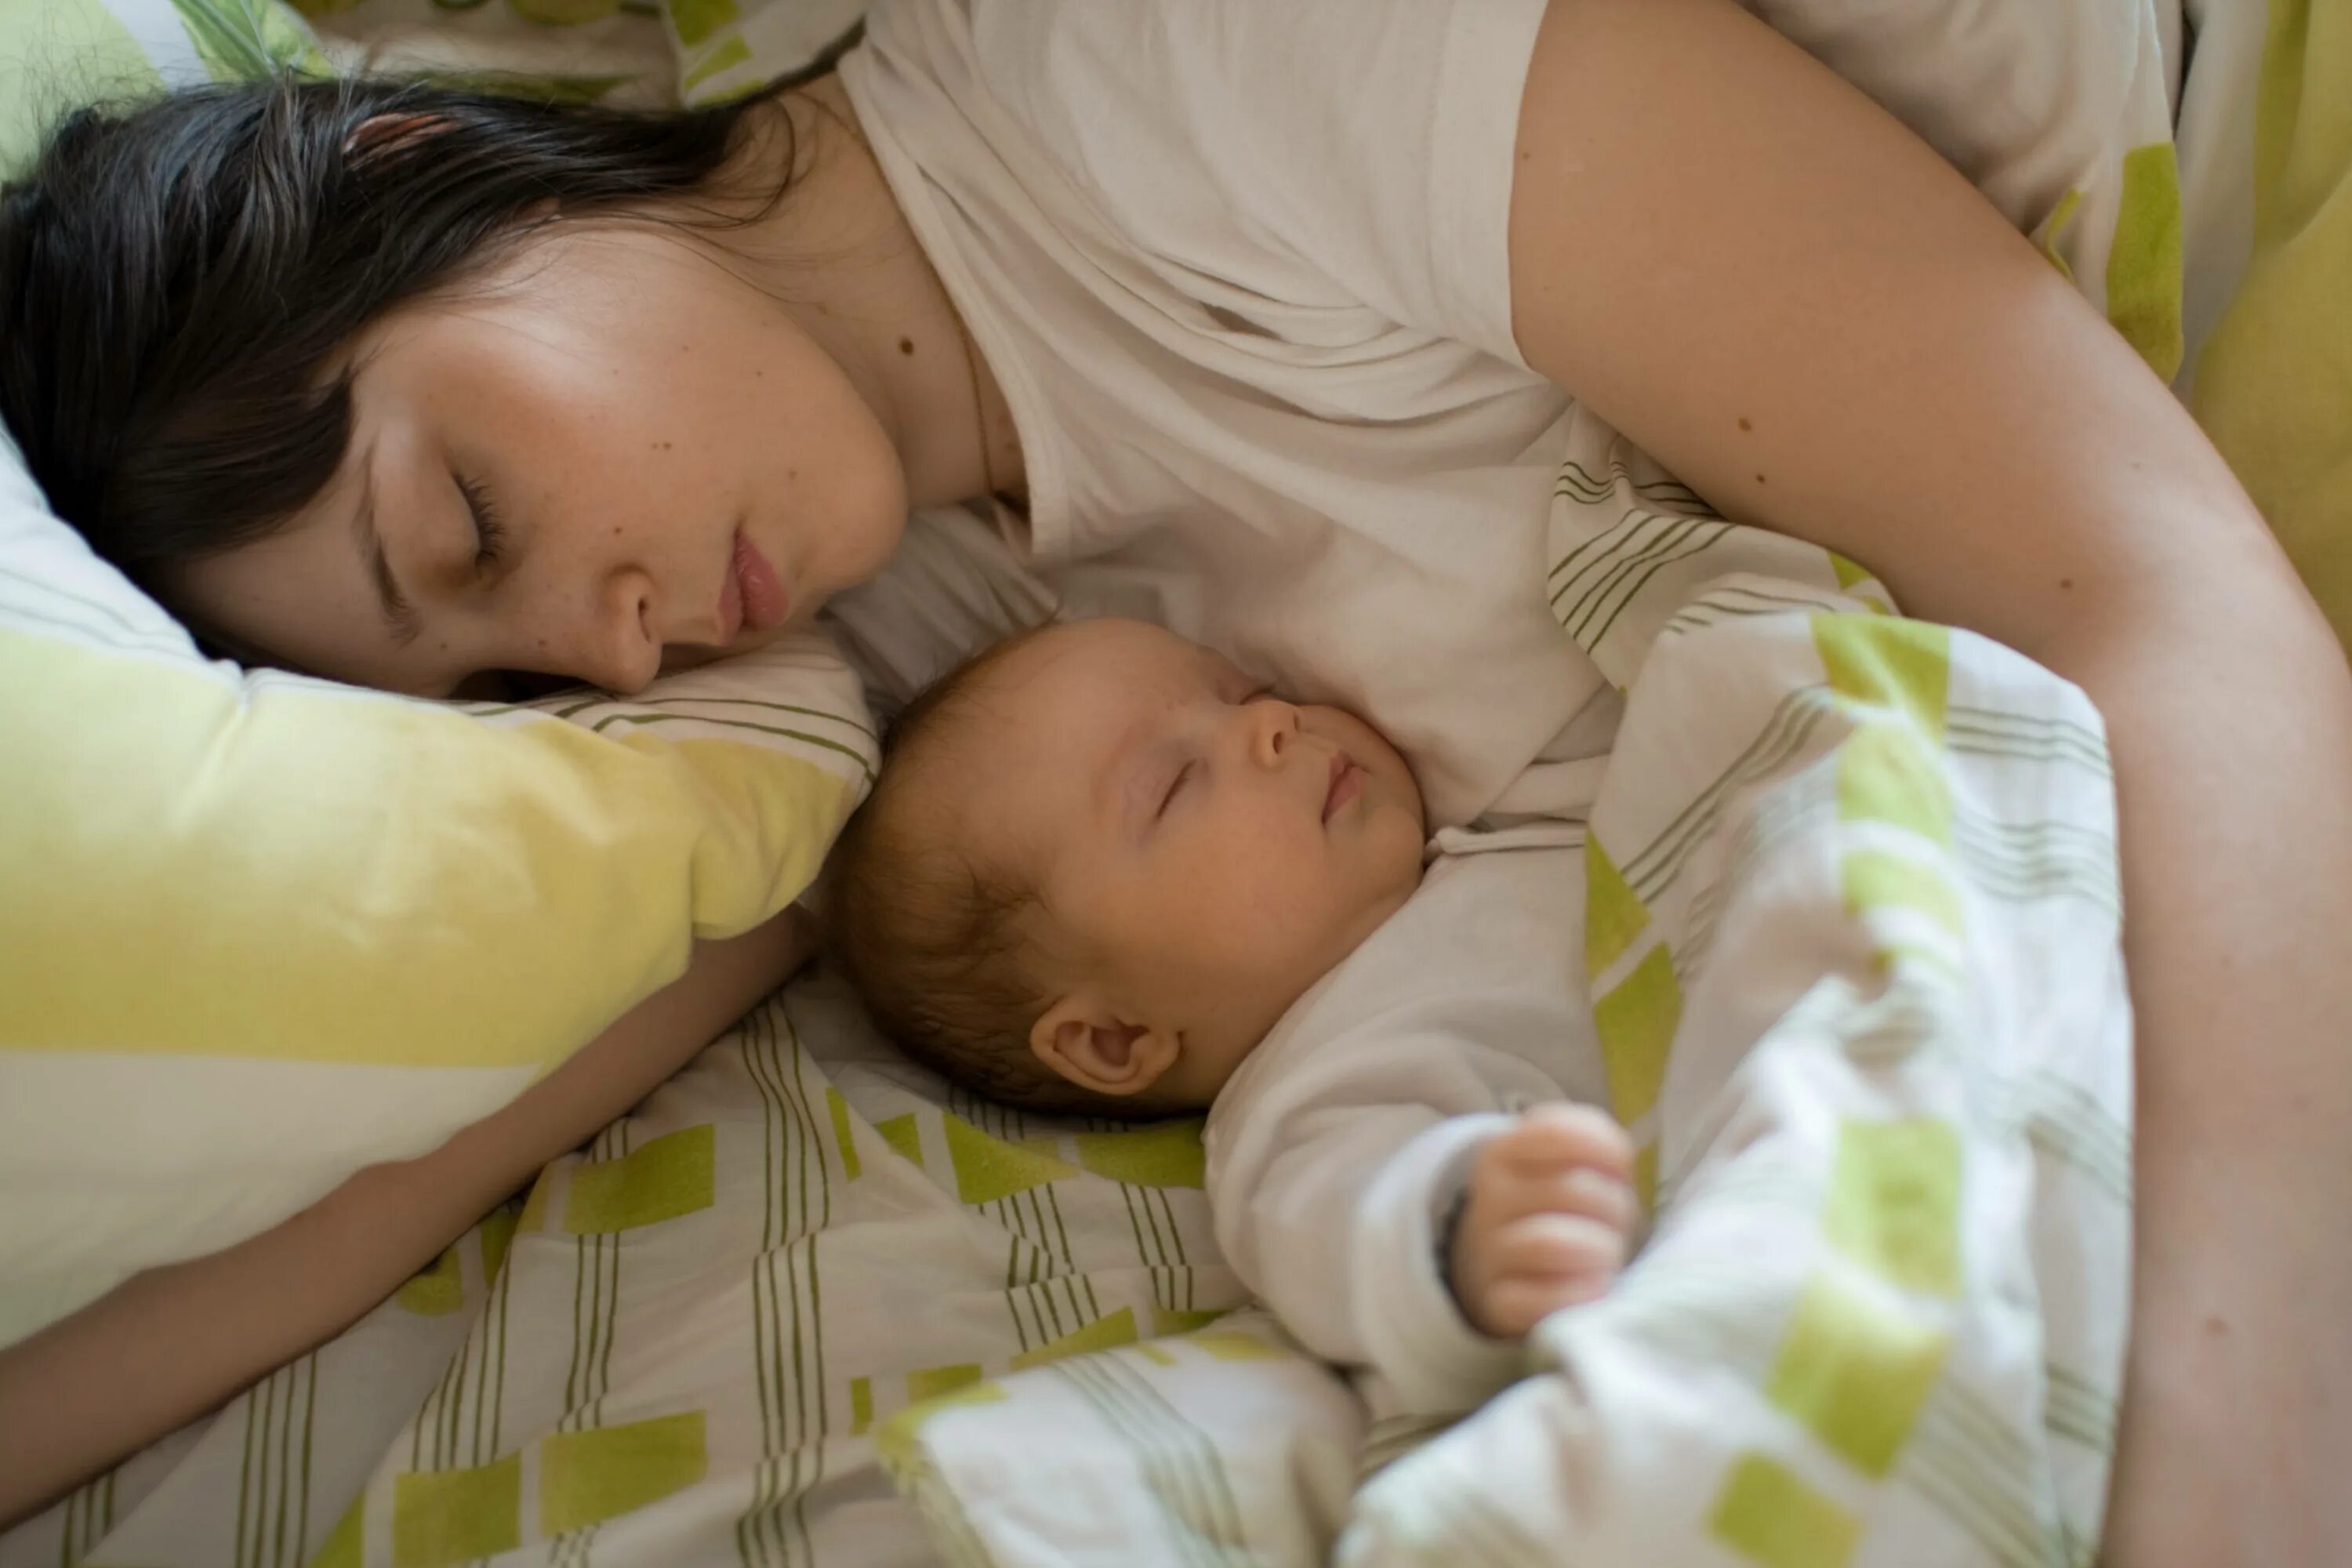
xmin=730 ymin=529 xmax=789 ymax=638
xmin=1323 ymin=753 xmax=1363 ymax=822
xmin=716 ymin=554 xmax=744 ymax=644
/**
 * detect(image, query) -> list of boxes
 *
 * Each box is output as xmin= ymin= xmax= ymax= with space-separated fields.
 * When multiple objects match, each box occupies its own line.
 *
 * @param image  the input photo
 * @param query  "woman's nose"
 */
xmin=1246 ymin=699 xmax=1298 ymax=769
xmin=586 ymin=565 xmax=662 ymax=695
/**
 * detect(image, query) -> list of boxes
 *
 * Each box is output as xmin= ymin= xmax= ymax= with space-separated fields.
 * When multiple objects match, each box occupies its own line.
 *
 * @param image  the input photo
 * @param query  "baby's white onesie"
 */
xmin=1203 ymin=800 xmax=1610 ymax=1419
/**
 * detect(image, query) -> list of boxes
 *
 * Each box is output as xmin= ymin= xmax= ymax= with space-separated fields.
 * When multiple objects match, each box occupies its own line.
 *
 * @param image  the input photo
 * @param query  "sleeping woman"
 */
xmin=1 ymin=1 xmax=2345 ymax=1558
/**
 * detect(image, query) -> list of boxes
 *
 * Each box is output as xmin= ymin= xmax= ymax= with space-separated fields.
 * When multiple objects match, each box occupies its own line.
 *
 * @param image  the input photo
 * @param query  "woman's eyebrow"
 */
xmin=348 ymin=462 xmax=421 ymax=648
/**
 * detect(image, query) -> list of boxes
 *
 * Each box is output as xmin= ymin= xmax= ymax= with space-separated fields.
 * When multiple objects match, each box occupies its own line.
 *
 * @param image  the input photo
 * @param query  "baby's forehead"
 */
xmin=935 ymin=620 xmax=1224 ymax=800
xmin=1014 ymin=619 xmax=1235 ymax=699
xmin=956 ymin=633 xmax=1196 ymax=776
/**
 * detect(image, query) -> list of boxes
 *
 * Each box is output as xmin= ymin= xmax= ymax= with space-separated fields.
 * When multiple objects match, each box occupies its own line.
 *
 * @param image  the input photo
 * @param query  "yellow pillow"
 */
xmin=0 ymin=428 xmax=876 ymax=1344
xmin=2189 ymin=1 xmax=2352 ymax=653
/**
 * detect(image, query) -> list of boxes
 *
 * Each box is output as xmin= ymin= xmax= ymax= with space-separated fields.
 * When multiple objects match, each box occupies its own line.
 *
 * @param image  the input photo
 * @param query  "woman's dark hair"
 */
xmin=0 ymin=74 xmax=793 ymax=595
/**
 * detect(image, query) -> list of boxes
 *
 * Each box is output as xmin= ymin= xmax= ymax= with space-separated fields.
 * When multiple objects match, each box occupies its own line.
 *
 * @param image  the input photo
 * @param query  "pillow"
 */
xmin=2179 ymin=0 xmax=2352 ymax=652
xmin=0 ymin=0 xmax=326 ymax=176
xmin=0 ymin=0 xmax=877 ymax=1353
xmin=0 ymin=0 xmax=881 ymax=1342
xmin=0 ymin=415 xmax=876 ymax=1345
xmin=665 ymin=0 xmax=862 ymax=107
xmin=290 ymin=0 xmax=684 ymax=111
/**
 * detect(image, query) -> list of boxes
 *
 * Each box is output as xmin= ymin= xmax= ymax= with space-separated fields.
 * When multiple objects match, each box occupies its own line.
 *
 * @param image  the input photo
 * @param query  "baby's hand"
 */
xmin=1448 ymin=1104 xmax=1638 ymax=1339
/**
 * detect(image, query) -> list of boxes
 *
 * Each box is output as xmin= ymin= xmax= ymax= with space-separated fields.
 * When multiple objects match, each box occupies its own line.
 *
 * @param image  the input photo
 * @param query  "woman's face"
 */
xmin=172 ymin=222 xmax=910 ymax=696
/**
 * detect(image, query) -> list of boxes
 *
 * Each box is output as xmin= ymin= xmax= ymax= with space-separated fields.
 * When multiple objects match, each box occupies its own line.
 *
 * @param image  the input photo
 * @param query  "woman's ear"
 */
xmin=1029 ymin=993 xmax=1180 ymax=1098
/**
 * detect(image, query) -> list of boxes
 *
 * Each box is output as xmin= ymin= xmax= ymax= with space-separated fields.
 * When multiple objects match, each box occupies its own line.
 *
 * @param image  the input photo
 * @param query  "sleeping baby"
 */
xmin=830 ymin=613 xmax=1634 ymax=1413
xmin=828 ymin=425 xmax=2136 ymax=1559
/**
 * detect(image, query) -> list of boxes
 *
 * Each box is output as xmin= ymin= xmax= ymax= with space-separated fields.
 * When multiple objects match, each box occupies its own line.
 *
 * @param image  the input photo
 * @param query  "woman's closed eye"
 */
xmin=456 ymin=473 xmax=508 ymax=573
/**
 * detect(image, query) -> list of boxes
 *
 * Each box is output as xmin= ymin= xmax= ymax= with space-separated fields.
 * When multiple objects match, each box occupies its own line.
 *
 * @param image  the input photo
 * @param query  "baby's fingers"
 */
xmin=1470 ymin=1214 xmax=1625 ymax=1338
xmin=1475 ymin=1111 xmax=1639 ymax=1232
xmin=1491 ymin=1212 xmax=1626 ymax=1287
xmin=1488 ymin=1162 xmax=1639 ymax=1233
xmin=1496 ymin=1104 xmax=1636 ymax=1180
xmin=1478 ymin=1277 xmax=1581 ymax=1339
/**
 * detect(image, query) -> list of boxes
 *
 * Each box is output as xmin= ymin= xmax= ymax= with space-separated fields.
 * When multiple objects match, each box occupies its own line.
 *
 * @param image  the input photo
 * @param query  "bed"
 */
xmin=4 ymin=0 xmax=2340 ymax=1563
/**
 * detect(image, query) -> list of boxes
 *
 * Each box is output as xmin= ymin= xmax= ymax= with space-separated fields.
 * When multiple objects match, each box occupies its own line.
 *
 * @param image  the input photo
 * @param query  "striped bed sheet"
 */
xmin=4 ymin=966 xmax=1318 ymax=1567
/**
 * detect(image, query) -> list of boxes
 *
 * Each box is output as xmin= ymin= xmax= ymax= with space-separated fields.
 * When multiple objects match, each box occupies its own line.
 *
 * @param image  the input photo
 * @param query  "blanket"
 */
xmin=1328 ymin=412 xmax=2132 ymax=1568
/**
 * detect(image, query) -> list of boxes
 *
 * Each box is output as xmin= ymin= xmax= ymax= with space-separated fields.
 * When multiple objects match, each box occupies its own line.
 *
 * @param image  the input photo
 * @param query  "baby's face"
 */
xmin=958 ymin=619 xmax=1427 ymax=1097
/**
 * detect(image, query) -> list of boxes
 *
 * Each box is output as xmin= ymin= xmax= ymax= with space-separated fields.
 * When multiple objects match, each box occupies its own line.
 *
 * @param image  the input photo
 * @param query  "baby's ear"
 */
xmin=1029 ymin=994 xmax=1179 ymax=1098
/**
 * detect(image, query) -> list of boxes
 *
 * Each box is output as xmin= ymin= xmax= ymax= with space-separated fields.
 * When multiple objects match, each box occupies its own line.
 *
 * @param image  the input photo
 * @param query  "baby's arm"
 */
xmin=1211 ymin=1072 xmax=1637 ymax=1413
xmin=1446 ymin=1104 xmax=1636 ymax=1338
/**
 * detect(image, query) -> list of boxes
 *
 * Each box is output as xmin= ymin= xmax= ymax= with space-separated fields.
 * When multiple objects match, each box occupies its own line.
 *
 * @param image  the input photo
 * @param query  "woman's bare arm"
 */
xmin=1509 ymin=3 xmax=2351 ymax=1563
xmin=0 ymin=907 xmax=815 ymax=1530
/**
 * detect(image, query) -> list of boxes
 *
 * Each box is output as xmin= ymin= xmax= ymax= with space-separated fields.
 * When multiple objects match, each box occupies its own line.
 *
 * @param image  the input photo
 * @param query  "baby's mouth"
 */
xmin=1323 ymin=752 xmax=1363 ymax=822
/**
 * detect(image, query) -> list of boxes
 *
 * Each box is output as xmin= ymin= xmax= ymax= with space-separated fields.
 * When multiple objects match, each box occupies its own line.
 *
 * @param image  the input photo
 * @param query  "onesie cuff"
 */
xmin=1349 ymin=1112 xmax=1527 ymax=1414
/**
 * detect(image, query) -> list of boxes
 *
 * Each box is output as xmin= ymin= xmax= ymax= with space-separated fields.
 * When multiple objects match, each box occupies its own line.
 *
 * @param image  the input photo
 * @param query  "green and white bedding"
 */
xmin=0 ymin=0 xmax=324 ymax=180
xmin=2179 ymin=0 xmax=2352 ymax=651
xmin=1328 ymin=412 xmax=2130 ymax=1568
xmin=9 ymin=0 xmax=2339 ymax=1563
xmin=2 ymin=970 xmax=1333 ymax=1567
xmin=293 ymin=0 xmax=678 ymax=111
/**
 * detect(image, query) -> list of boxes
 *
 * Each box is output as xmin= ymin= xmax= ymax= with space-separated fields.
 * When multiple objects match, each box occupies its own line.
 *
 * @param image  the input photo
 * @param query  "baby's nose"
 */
xmin=1248 ymin=700 xmax=1298 ymax=768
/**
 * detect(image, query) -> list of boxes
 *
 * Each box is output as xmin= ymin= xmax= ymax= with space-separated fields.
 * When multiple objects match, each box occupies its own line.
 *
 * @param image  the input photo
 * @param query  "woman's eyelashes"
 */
xmin=456 ymin=473 xmax=508 ymax=572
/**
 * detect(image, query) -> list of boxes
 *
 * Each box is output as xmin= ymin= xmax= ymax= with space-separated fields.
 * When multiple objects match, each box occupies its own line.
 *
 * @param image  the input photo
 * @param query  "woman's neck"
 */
xmin=719 ymin=76 xmax=1025 ymax=514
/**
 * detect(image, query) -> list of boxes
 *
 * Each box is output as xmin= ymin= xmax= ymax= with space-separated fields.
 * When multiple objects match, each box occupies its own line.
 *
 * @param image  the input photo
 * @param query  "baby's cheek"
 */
xmin=1232 ymin=852 xmax=1359 ymax=960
